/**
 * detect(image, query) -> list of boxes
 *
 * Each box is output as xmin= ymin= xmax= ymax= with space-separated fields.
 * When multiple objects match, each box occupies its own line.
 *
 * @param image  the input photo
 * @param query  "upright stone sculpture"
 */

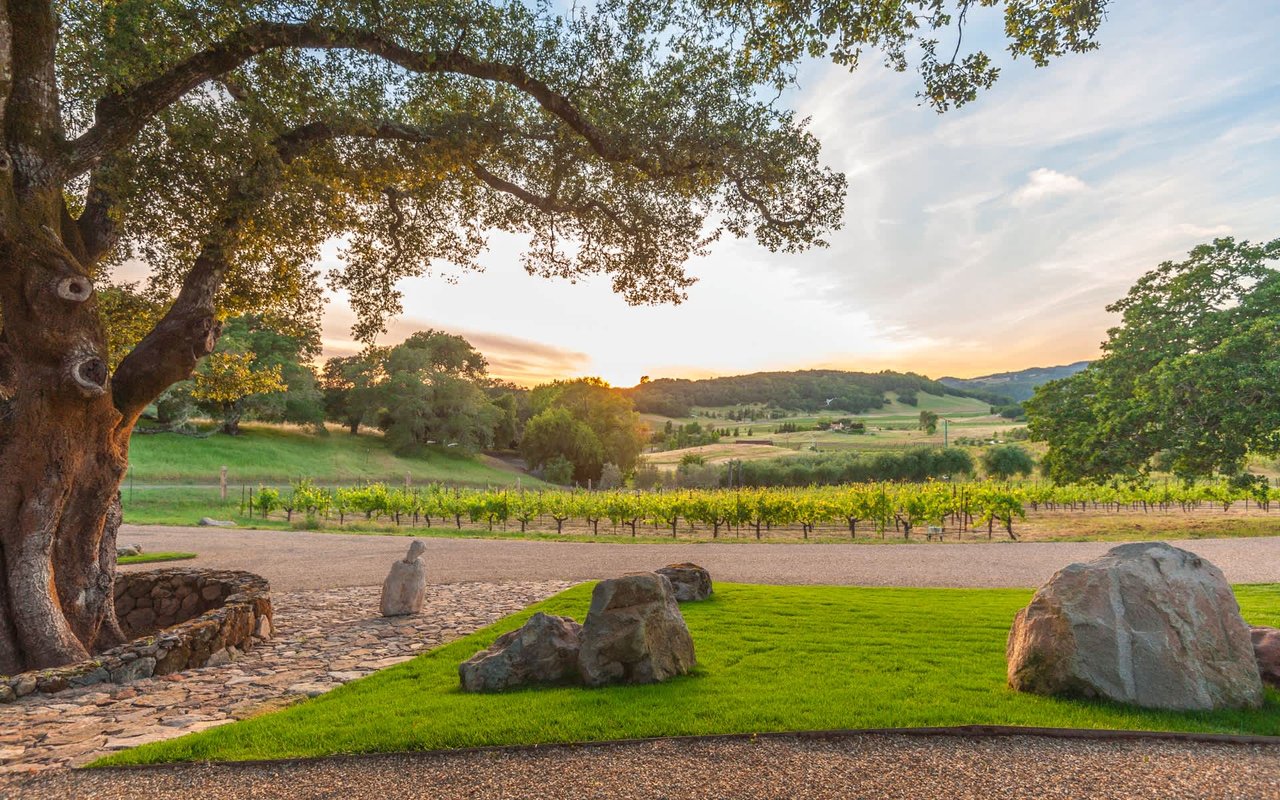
xmin=1007 ymin=542 xmax=1263 ymax=711
xmin=578 ymin=572 xmax=696 ymax=687
xmin=380 ymin=540 xmax=428 ymax=617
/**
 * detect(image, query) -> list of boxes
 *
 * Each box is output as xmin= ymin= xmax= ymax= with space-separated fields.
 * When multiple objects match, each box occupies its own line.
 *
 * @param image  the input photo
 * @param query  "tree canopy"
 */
xmin=0 ymin=0 xmax=1109 ymax=673
xmin=1026 ymin=237 xmax=1280 ymax=483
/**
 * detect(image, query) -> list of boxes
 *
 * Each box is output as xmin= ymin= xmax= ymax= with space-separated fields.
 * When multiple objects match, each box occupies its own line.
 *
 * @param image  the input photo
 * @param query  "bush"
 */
xmin=980 ymin=444 xmax=1035 ymax=480
xmin=632 ymin=462 xmax=665 ymax=491
xmin=598 ymin=463 xmax=624 ymax=490
xmin=540 ymin=456 xmax=576 ymax=486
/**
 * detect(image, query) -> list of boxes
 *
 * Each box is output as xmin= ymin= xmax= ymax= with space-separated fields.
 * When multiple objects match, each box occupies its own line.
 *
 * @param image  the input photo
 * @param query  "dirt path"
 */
xmin=118 ymin=525 xmax=1280 ymax=591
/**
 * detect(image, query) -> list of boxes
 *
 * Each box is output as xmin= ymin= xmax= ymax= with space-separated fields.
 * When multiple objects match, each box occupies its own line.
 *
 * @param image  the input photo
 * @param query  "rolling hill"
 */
xmin=939 ymin=361 xmax=1091 ymax=403
xmin=622 ymin=369 xmax=980 ymax=417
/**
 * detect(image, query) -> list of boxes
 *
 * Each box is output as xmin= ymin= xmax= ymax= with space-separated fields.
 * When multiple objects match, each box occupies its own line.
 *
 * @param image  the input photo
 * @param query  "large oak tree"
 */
xmin=0 ymin=0 xmax=1106 ymax=672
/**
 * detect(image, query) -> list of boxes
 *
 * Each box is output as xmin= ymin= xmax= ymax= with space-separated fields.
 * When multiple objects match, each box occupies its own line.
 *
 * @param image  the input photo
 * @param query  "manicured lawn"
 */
xmin=96 ymin=583 xmax=1280 ymax=767
xmin=127 ymin=423 xmax=543 ymax=486
xmin=117 ymin=551 xmax=197 ymax=565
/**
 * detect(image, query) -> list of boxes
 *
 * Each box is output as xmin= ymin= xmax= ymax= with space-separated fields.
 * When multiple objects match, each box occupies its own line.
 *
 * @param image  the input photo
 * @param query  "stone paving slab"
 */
xmin=0 ymin=581 xmax=571 ymax=783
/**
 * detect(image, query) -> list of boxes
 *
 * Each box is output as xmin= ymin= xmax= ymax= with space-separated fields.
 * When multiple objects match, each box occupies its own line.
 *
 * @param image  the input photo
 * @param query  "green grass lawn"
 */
xmin=96 ymin=582 xmax=1280 ymax=767
xmin=117 ymin=551 xmax=197 ymax=565
xmin=128 ymin=423 xmax=544 ymax=487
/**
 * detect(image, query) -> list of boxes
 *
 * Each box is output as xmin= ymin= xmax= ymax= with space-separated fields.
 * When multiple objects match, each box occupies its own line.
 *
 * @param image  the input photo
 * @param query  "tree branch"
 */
xmin=109 ymin=115 xmax=465 ymax=422
xmin=75 ymin=168 xmax=120 ymax=267
xmin=471 ymin=163 xmax=636 ymax=234
xmin=63 ymin=21 xmax=618 ymax=178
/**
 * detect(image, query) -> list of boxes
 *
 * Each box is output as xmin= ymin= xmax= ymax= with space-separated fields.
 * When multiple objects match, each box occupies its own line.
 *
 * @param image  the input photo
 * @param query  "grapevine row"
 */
xmin=243 ymin=479 xmax=1278 ymax=541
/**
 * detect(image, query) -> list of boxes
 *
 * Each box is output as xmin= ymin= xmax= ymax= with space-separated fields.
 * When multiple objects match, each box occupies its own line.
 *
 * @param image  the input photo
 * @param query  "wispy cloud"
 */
xmin=1011 ymin=168 xmax=1087 ymax=206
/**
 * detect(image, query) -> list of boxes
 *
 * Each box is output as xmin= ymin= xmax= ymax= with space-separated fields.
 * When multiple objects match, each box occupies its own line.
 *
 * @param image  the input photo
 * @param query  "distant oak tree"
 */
xmin=1026 ymin=237 xmax=1280 ymax=483
xmin=0 ymin=0 xmax=1106 ymax=671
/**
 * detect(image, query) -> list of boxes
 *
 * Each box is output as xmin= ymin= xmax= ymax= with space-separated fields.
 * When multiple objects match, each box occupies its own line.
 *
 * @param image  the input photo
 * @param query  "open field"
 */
xmin=127 ymin=423 xmax=546 ymax=487
xmin=642 ymin=391 xmax=1029 ymax=463
xmin=95 ymin=582 xmax=1280 ymax=766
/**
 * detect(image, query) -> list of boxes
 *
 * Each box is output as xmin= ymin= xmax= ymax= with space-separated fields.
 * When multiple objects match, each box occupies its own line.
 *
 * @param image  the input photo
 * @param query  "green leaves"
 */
xmin=1028 ymin=237 xmax=1280 ymax=482
xmin=47 ymin=0 xmax=1109 ymax=357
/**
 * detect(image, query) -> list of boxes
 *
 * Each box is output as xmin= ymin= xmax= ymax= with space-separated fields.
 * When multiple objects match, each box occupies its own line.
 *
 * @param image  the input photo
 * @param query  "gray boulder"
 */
xmin=459 ymin=612 xmax=583 ymax=692
xmin=578 ymin=572 xmax=696 ymax=687
xmin=656 ymin=563 xmax=713 ymax=602
xmin=1251 ymin=626 xmax=1280 ymax=689
xmin=199 ymin=517 xmax=235 ymax=528
xmin=116 ymin=544 xmax=143 ymax=558
xmin=379 ymin=540 xmax=428 ymax=617
xmin=1007 ymin=542 xmax=1263 ymax=711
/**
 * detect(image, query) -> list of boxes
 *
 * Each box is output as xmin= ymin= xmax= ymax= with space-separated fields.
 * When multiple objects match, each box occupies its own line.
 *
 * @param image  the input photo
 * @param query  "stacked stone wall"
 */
xmin=0 ymin=569 xmax=272 ymax=703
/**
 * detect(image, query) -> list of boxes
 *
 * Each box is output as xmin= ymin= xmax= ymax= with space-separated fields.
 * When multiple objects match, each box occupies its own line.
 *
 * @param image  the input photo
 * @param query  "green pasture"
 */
xmin=127 ymin=423 xmax=545 ymax=487
xmin=96 ymin=582 xmax=1280 ymax=766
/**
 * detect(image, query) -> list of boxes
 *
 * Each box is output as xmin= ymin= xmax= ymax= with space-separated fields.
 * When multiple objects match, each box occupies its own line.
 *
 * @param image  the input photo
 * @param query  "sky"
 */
xmin=316 ymin=0 xmax=1280 ymax=388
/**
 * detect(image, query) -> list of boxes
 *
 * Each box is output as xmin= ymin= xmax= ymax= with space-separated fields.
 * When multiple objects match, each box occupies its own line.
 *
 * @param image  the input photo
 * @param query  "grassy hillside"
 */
xmin=623 ymin=369 xmax=978 ymax=417
xmin=128 ymin=423 xmax=542 ymax=487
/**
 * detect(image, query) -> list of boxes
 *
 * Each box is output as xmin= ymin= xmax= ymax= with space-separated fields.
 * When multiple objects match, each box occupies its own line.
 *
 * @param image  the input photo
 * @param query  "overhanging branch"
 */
xmin=63 ymin=21 xmax=616 ymax=178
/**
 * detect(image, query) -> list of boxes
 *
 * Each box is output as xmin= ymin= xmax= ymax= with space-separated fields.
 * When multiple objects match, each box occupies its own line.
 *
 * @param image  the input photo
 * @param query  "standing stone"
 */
xmin=459 ymin=612 xmax=583 ymax=692
xmin=578 ymin=573 xmax=696 ymax=687
xmin=1251 ymin=627 xmax=1280 ymax=689
xmin=656 ymin=563 xmax=713 ymax=601
xmin=380 ymin=540 xmax=428 ymax=617
xmin=1007 ymin=542 xmax=1263 ymax=711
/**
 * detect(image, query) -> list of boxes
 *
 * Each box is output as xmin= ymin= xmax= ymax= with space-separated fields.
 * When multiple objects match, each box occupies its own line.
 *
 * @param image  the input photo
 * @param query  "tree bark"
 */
xmin=0 ymin=225 xmax=130 ymax=673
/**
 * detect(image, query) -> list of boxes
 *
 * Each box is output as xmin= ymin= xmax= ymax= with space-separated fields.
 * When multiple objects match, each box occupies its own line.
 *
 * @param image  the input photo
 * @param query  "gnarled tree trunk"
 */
xmin=0 ymin=222 xmax=130 ymax=673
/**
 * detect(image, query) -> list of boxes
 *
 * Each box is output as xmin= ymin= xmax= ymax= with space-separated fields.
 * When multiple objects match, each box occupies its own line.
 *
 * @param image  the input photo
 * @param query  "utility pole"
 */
xmin=943 ymin=418 xmax=949 ymax=448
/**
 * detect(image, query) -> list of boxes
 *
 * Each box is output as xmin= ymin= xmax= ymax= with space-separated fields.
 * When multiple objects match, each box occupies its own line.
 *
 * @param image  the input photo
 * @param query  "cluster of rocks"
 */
xmin=1 ymin=569 xmax=272 ymax=705
xmin=1007 ymin=542 xmax=1277 ymax=711
xmin=460 ymin=563 xmax=711 ymax=693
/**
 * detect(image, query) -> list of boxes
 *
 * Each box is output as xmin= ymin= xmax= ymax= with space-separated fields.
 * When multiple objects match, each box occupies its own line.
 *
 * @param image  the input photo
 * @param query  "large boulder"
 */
xmin=1252 ymin=627 xmax=1280 ymax=689
xmin=459 ymin=612 xmax=583 ymax=692
xmin=656 ymin=563 xmax=713 ymax=602
xmin=1007 ymin=542 xmax=1263 ymax=711
xmin=379 ymin=540 xmax=428 ymax=617
xmin=578 ymin=573 xmax=696 ymax=687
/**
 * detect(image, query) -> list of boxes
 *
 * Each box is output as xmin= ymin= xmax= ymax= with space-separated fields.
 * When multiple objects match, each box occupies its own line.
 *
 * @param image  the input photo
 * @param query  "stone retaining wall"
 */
xmin=0 ymin=569 xmax=272 ymax=703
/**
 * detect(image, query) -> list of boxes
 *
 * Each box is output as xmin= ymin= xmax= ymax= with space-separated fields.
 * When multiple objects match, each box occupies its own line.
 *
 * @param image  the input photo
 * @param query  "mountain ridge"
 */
xmin=938 ymin=361 xmax=1091 ymax=402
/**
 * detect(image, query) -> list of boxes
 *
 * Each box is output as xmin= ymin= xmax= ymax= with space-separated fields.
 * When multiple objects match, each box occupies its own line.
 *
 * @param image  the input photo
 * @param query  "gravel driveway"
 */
xmin=13 ymin=733 xmax=1280 ymax=800
xmin=119 ymin=525 xmax=1280 ymax=591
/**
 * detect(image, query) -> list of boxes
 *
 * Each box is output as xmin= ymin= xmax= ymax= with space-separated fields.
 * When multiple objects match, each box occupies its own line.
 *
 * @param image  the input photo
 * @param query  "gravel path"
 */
xmin=0 ymin=582 xmax=570 ymax=778
xmin=12 ymin=733 xmax=1280 ymax=799
xmin=120 ymin=525 xmax=1280 ymax=591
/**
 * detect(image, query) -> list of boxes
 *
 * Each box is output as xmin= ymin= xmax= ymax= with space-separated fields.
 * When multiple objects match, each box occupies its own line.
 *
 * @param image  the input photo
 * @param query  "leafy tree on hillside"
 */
xmin=190 ymin=352 xmax=288 ymax=436
xmin=375 ymin=331 xmax=500 ymax=455
xmin=521 ymin=406 xmax=605 ymax=484
xmin=230 ymin=316 xmax=326 ymax=431
xmin=980 ymin=444 xmax=1035 ymax=480
xmin=0 ymin=0 xmax=1108 ymax=675
xmin=527 ymin=379 xmax=646 ymax=480
xmin=1027 ymin=238 xmax=1280 ymax=482
xmin=186 ymin=316 xmax=320 ymax=435
xmin=320 ymin=351 xmax=387 ymax=435
xmin=918 ymin=410 xmax=939 ymax=435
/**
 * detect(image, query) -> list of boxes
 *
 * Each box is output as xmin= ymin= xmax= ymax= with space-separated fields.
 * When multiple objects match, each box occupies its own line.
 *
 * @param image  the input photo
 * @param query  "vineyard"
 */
xmin=243 ymin=479 xmax=1280 ymax=542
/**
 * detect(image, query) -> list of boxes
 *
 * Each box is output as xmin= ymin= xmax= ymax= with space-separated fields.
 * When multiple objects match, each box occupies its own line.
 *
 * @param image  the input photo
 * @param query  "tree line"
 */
xmin=621 ymin=369 xmax=1000 ymax=418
